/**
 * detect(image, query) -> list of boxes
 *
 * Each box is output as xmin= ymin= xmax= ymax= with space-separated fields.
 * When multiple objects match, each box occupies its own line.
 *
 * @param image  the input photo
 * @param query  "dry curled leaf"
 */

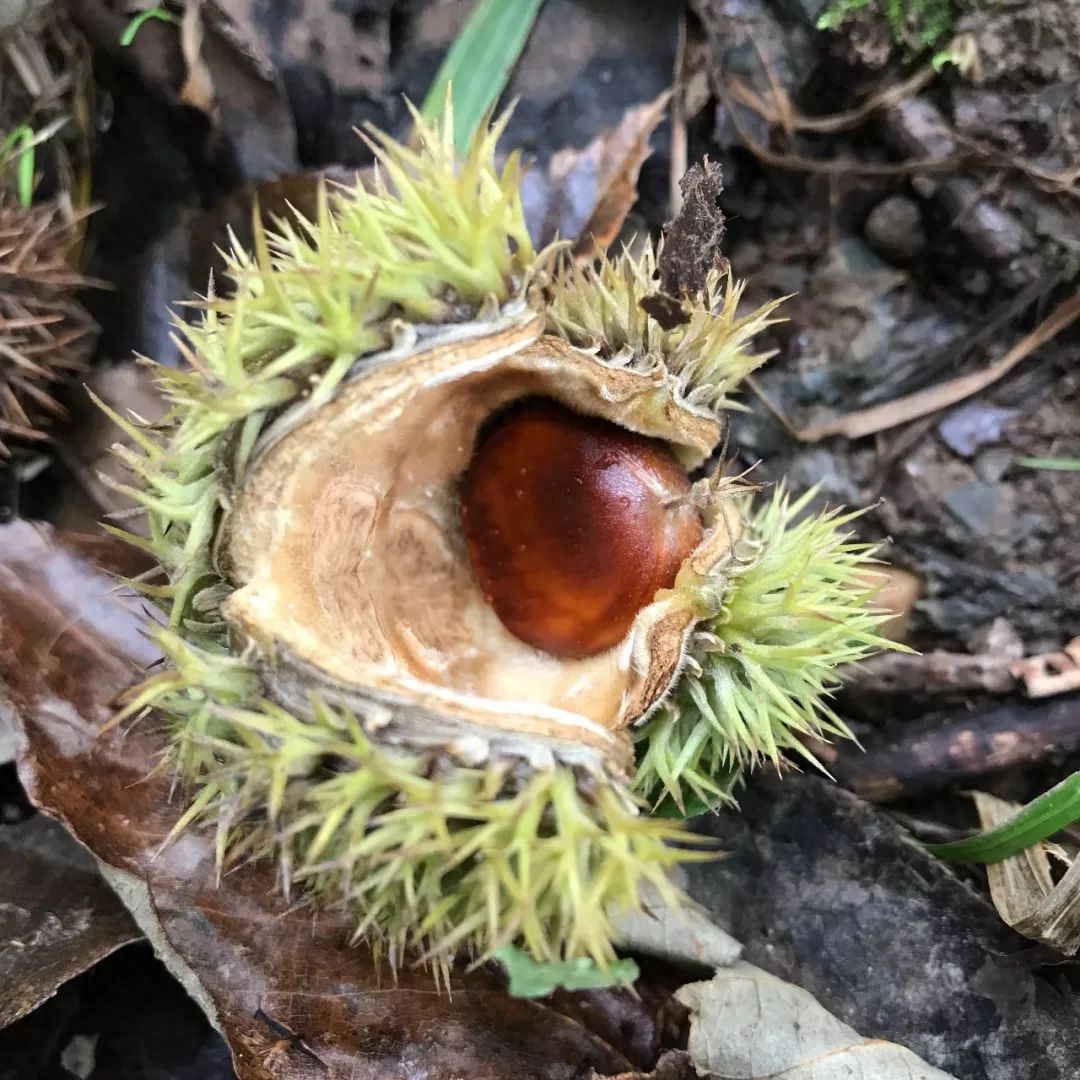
xmin=522 ymin=91 xmax=670 ymax=256
xmin=0 ymin=521 xmax=642 ymax=1080
xmin=0 ymin=812 xmax=141 ymax=1029
xmin=974 ymin=791 xmax=1080 ymax=955
xmin=677 ymin=964 xmax=957 ymax=1079
xmin=639 ymin=158 xmax=727 ymax=331
xmin=655 ymin=159 xmax=726 ymax=301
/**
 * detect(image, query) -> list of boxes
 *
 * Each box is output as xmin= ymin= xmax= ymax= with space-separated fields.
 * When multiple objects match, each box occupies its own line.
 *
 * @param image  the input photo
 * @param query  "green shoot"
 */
xmin=816 ymin=0 xmax=954 ymax=50
xmin=120 ymin=6 xmax=180 ymax=47
xmin=0 ymin=125 xmax=37 ymax=208
xmin=1017 ymin=456 xmax=1080 ymax=472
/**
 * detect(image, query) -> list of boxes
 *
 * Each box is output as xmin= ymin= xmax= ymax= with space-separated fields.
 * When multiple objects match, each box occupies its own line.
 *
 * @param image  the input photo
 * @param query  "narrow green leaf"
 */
xmin=926 ymin=772 xmax=1080 ymax=864
xmin=494 ymin=945 xmax=639 ymax=998
xmin=421 ymin=0 xmax=546 ymax=151
xmin=1017 ymin=456 xmax=1080 ymax=472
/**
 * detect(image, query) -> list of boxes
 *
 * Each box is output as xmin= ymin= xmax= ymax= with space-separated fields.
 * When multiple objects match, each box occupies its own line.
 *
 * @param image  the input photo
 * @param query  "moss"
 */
xmin=816 ymin=0 xmax=955 ymax=50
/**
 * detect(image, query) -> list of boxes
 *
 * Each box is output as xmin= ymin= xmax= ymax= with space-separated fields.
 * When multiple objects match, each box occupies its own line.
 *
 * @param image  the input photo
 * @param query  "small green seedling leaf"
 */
xmin=494 ymin=946 xmax=639 ymax=998
xmin=421 ymin=0 xmax=545 ymax=151
xmin=120 ymin=6 xmax=180 ymax=47
xmin=926 ymin=772 xmax=1080 ymax=864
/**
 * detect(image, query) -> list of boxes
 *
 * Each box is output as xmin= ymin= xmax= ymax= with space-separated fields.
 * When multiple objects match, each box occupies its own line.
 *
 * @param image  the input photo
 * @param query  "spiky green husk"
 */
xmin=117 ymin=629 xmax=703 ymax=978
xmin=545 ymin=243 xmax=786 ymax=412
xmin=105 ymin=103 xmax=901 ymax=973
xmin=106 ymin=103 xmax=545 ymax=640
xmin=632 ymin=486 xmax=899 ymax=812
xmin=102 ymin=105 xmax=725 ymax=975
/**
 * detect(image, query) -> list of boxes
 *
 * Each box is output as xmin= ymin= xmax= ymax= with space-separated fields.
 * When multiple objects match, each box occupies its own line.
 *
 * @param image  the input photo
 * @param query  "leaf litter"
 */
xmin=0 ymin=521 xmax=644 ymax=1078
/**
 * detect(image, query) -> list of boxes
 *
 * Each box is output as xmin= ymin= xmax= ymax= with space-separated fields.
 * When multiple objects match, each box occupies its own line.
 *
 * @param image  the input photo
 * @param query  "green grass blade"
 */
xmin=421 ymin=0 xmax=546 ymax=151
xmin=1017 ymin=456 xmax=1080 ymax=472
xmin=926 ymin=772 xmax=1080 ymax=864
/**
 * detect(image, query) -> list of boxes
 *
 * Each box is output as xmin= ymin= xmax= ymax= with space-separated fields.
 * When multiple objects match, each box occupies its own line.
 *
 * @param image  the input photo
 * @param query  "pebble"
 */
xmin=864 ymin=195 xmax=927 ymax=262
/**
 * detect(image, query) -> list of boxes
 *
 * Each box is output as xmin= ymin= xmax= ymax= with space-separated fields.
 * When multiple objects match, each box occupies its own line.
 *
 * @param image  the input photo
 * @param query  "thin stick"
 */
xmin=796 ymin=291 xmax=1080 ymax=441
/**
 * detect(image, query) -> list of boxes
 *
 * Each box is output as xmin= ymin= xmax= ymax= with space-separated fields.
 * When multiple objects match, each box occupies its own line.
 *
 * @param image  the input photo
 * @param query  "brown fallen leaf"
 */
xmin=523 ymin=91 xmax=670 ymax=257
xmin=0 ymin=812 xmax=142 ymax=1029
xmin=0 ymin=521 xmax=639 ymax=1080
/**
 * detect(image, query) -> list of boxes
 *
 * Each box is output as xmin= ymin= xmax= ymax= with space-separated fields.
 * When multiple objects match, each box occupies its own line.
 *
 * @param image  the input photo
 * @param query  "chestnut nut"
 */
xmin=460 ymin=398 xmax=704 ymax=659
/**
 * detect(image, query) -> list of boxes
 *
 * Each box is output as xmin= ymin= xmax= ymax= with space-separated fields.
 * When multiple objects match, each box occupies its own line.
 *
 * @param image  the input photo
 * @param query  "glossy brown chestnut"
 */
xmin=460 ymin=398 xmax=704 ymax=659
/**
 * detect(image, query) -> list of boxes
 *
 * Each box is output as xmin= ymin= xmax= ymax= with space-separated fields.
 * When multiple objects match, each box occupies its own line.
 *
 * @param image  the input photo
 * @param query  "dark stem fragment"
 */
xmin=827 ymin=694 xmax=1080 ymax=801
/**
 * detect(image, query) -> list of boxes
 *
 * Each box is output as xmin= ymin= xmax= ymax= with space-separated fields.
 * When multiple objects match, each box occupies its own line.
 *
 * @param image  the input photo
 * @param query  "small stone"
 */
xmin=943 ymin=480 xmax=1012 ymax=539
xmin=938 ymin=403 xmax=1018 ymax=458
xmin=60 ymin=1034 xmax=98 ymax=1079
xmin=974 ymin=447 xmax=1014 ymax=483
xmin=864 ymin=195 xmax=926 ymax=262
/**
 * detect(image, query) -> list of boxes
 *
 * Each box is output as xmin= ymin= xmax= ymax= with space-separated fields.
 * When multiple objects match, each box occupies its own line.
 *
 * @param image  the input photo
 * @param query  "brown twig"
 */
xmin=720 ymin=89 xmax=971 ymax=177
xmin=795 ymin=290 xmax=1080 ymax=441
xmin=725 ymin=63 xmax=937 ymax=136
xmin=826 ymin=694 xmax=1080 ymax=801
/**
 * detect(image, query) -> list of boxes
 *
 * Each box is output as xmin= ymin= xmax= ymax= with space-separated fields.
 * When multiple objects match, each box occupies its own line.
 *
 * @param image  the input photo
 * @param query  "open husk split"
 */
xmin=109 ymin=106 xmax=897 ymax=975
